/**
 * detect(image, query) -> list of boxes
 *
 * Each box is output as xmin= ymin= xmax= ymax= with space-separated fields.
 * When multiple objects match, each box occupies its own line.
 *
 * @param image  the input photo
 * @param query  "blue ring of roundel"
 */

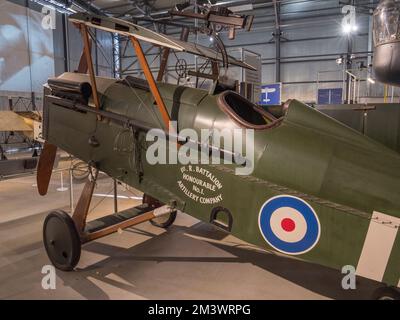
xmin=259 ymin=196 xmax=320 ymax=255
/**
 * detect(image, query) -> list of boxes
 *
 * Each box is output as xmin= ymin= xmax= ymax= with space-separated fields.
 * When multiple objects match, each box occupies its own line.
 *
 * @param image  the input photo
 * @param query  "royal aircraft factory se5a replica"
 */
xmin=37 ymin=12 xmax=400 ymax=299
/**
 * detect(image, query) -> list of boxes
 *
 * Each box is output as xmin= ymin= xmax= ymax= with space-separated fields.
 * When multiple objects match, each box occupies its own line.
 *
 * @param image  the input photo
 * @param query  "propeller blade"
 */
xmin=37 ymin=142 xmax=57 ymax=196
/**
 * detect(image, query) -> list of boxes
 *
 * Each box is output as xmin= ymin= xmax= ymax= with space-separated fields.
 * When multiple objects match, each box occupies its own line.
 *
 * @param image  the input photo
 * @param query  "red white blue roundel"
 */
xmin=258 ymin=195 xmax=321 ymax=255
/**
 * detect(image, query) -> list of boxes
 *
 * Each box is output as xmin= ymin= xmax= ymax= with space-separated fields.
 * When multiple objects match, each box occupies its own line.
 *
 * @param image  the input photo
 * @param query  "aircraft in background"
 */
xmin=0 ymin=110 xmax=43 ymax=178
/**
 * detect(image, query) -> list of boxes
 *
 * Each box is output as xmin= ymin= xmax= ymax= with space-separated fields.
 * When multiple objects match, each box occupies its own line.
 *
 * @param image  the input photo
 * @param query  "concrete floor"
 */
xmin=0 ymin=165 xmax=381 ymax=300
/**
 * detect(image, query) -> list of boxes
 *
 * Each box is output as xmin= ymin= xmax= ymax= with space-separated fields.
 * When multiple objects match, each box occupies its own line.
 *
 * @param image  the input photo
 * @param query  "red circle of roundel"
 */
xmin=281 ymin=218 xmax=296 ymax=232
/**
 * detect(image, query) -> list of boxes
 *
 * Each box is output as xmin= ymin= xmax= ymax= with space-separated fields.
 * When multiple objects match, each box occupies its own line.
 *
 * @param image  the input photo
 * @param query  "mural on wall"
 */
xmin=0 ymin=0 xmax=54 ymax=93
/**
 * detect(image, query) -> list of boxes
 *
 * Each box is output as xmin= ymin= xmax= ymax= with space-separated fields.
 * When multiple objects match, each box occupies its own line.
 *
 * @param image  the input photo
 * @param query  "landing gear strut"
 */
xmin=42 ymin=170 xmax=176 ymax=271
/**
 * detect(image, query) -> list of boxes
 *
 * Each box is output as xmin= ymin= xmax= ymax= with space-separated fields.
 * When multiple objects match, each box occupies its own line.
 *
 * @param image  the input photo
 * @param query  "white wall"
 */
xmin=0 ymin=0 xmax=54 ymax=95
xmin=0 ymin=0 xmax=114 ymax=111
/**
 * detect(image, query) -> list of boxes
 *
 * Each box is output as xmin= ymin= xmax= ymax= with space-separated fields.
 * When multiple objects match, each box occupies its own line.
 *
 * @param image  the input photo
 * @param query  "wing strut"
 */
xmin=79 ymin=21 xmax=171 ymax=129
xmin=130 ymin=36 xmax=171 ymax=130
xmin=38 ymin=20 xmax=173 ymax=196
xmin=81 ymin=24 xmax=101 ymax=113
xmin=74 ymin=22 xmax=92 ymax=73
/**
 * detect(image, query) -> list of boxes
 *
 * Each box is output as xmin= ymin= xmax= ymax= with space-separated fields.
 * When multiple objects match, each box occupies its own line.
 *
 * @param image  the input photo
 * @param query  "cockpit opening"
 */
xmin=217 ymin=91 xmax=282 ymax=129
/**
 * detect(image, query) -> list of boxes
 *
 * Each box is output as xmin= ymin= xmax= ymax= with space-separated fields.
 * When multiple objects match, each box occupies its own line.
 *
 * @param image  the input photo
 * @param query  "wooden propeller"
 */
xmin=37 ymin=142 xmax=57 ymax=196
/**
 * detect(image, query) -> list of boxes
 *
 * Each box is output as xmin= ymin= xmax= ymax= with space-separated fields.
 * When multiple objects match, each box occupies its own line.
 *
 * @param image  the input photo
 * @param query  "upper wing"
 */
xmin=0 ymin=111 xmax=33 ymax=132
xmin=69 ymin=13 xmax=256 ymax=71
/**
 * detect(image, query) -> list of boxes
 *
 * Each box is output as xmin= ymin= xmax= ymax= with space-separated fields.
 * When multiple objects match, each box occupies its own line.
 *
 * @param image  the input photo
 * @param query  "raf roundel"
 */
xmin=258 ymin=195 xmax=321 ymax=255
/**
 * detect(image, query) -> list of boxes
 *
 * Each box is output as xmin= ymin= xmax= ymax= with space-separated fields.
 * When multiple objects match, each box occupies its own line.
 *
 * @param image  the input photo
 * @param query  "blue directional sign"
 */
xmin=259 ymin=83 xmax=282 ymax=105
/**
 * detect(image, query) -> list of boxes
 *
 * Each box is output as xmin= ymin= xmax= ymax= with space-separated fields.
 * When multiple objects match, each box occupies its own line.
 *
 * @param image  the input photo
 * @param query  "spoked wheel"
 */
xmin=43 ymin=210 xmax=81 ymax=271
xmin=372 ymin=286 xmax=400 ymax=300
xmin=71 ymin=161 xmax=90 ymax=183
xmin=143 ymin=194 xmax=177 ymax=228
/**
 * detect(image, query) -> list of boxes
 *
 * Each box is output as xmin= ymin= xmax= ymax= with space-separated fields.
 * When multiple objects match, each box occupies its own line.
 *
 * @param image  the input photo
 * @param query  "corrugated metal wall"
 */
xmin=120 ymin=0 xmax=378 ymax=103
xmin=2 ymin=0 xmax=391 ymax=108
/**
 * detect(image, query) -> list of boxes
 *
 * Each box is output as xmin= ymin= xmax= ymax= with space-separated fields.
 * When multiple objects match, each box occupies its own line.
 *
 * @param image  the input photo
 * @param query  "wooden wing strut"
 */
xmin=64 ymin=26 xmax=173 ymax=236
xmin=81 ymin=24 xmax=101 ymax=112
xmin=130 ymin=36 xmax=171 ymax=130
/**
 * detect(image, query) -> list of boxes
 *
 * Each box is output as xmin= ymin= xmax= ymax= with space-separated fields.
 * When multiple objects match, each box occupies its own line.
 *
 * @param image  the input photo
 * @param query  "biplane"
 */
xmin=0 ymin=110 xmax=42 ymax=177
xmin=38 ymin=12 xmax=400 ymax=299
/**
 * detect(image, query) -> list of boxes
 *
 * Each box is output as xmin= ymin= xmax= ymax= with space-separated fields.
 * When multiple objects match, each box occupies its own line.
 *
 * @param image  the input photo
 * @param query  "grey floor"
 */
xmin=0 ymin=167 xmax=381 ymax=300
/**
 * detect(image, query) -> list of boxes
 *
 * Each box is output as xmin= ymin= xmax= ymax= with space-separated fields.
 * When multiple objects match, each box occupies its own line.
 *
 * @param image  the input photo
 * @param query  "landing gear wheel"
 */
xmin=43 ymin=210 xmax=81 ymax=271
xmin=71 ymin=160 xmax=90 ymax=183
xmin=372 ymin=286 xmax=400 ymax=300
xmin=143 ymin=194 xmax=177 ymax=229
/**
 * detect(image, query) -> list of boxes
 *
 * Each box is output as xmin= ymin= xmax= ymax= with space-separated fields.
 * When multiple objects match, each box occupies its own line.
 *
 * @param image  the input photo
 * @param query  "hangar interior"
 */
xmin=0 ymin=0 xmax=399 ymax=300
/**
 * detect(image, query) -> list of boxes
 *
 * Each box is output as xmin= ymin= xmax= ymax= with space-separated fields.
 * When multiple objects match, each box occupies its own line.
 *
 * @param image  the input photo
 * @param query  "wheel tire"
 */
xmin=372 ymin=286 xmax=400 ymax=300
xmin=143 ymin=194 xmax=177 ymax=229
xmin=43 ymin=210 xmax=81 ymax=271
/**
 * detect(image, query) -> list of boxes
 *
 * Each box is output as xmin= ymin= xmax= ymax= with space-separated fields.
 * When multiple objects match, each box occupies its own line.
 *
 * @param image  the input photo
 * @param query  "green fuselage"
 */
xmin=43 ymin=72 xmax=400 ymax=288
